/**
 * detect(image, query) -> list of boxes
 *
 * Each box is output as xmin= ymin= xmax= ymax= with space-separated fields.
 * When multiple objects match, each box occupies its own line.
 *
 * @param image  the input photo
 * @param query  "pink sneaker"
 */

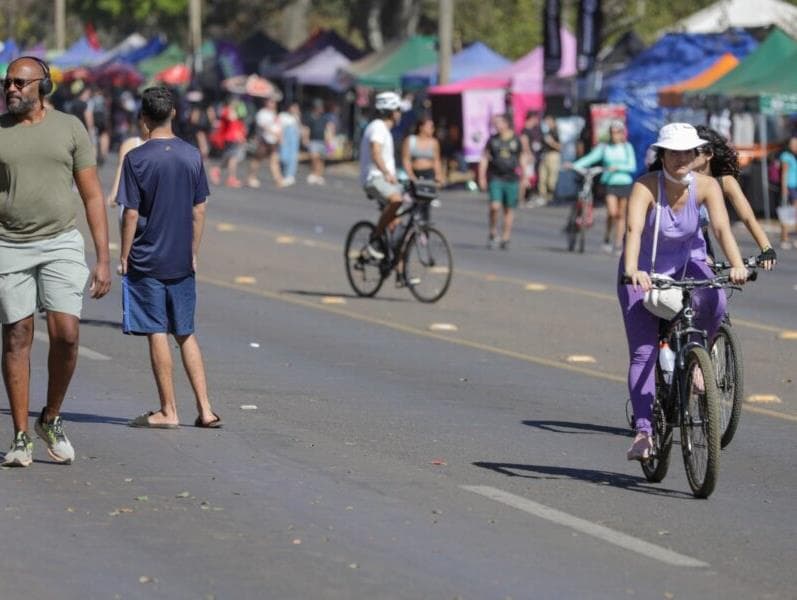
xmin=209 ymin=166 xmax=221 ymax=185
xmin=626 ymin=432 xmax=653 ymax=461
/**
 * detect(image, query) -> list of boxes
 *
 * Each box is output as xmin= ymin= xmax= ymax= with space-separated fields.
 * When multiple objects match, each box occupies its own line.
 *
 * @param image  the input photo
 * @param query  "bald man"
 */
xmin=0 ymin=57 xmax=111 ymax=467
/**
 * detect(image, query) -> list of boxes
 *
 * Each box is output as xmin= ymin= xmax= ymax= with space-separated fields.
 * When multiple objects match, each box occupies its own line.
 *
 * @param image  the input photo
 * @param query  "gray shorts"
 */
xmin=0 ymin=229 xmax=89 ymax=323
xmin=364 ymin=176 xmax=403 ymax=205
xmin=308 ymin=140 xmax=327 ymax=157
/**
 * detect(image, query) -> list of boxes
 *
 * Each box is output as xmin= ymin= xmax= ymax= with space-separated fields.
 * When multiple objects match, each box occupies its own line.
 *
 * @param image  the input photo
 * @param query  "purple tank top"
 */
xmin=637 ymin=172 xmax=700 ymax=276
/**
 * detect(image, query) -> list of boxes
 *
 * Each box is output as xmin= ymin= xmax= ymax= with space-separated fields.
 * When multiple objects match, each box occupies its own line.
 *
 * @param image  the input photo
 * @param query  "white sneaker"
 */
xmin=2 ymin=431 xmax=33 ymax=467
xmin=283 ymin=176 xmax=295 ymax=187
xmin=365 ymin=242 xmax=385 ymax=261
xmin=35 ymin=413 xmax=75 ymax=464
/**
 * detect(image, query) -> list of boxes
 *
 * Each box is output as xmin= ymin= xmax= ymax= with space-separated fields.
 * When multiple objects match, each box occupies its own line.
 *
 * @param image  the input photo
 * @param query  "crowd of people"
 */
xmin=0 ymin=54 xmax=790 ymax=468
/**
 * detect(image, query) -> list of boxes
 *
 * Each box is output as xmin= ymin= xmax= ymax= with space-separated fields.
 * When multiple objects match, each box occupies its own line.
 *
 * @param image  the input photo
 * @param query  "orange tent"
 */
xmin=658 ymin=53 xmax=740 ymax=107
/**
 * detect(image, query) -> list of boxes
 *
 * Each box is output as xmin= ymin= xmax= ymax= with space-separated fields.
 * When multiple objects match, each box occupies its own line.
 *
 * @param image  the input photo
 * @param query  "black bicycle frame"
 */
xmin=660 ymin=288 xmax=708 ymax=427
xmin=380 ymin=199 xmax=432 ymax=272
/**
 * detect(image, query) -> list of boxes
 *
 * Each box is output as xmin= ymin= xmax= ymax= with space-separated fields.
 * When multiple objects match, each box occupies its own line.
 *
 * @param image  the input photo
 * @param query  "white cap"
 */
xmin=651 ymin=123 xmax=708 ymax=151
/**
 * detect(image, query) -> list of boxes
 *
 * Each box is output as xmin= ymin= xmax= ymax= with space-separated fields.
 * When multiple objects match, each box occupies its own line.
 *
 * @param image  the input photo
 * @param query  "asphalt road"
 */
xmin=0 ymin=161 xmax=795 ymax=599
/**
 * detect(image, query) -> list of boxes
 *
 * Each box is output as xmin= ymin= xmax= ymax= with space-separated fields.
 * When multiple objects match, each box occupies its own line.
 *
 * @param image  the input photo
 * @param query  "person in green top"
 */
xmin=572 ymin=120 xmax=636 ymax=254
xmin=0 ymin=57 xmax=111 ymax=467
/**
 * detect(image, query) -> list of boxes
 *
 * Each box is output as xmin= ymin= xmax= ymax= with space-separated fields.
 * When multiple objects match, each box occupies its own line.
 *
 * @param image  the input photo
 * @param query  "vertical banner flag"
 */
xmin=543 ymin=0 xmax=562 ymax=76
xmin=577 ymin=0 xmax=602 ymax=74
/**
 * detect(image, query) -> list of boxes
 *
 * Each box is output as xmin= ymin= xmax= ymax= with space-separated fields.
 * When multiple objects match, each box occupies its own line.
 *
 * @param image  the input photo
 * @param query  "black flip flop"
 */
xmin=195 ymin=413 xmax=222 ymax=429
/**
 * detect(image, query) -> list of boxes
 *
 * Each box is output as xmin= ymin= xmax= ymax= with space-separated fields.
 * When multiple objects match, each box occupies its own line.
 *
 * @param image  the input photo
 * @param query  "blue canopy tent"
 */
xmin=50 ymin=36 xmax=106 ymax=68
xmin=116 ymin=35 xmax=168 ymax=65
xmin=0 ymin=39 xmax=20 ymax=64
xmin=605 ymin=29 xmax=757 ymax=174
xmin=400 ymin=42 xmax=511 ymax=89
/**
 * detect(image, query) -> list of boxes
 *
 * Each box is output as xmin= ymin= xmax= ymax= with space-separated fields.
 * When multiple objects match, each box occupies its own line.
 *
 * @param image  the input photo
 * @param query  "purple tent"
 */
xmin=50 ymin=36 xmax=106 ymax=68
xmin=400 ymin=42 xmax=511 ymax=88
xmin=283 ymin=46 xmax=351 ymax=89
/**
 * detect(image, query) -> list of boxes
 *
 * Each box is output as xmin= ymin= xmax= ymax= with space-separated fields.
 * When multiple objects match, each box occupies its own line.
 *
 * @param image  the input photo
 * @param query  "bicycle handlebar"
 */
xmin=711 ymin=253 xmax=767 ymax=271
xmin=620 ymin=271 xmax=757 ymax=288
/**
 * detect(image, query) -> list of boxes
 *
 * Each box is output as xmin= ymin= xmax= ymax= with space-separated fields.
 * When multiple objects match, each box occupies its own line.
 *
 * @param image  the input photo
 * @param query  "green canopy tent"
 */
xmin=353 ymin=36 xmax=437 ymax=89
xmin=696 ymin=28 xmax=797 ymax=97
xmin=138 ymin=43 xmax=187 ymax=79
xmin=685 ymin=28 xmax=797 ymax=220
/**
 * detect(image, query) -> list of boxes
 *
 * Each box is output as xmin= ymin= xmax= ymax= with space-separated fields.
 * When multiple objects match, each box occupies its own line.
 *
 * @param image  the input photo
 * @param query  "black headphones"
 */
xmin=7 ymin=56 xmax=53 ymax=96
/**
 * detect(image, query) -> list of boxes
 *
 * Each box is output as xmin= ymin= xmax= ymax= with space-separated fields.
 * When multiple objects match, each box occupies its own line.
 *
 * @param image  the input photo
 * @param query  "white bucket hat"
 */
xmin=651 ymin=123 xmax=708 ymax=151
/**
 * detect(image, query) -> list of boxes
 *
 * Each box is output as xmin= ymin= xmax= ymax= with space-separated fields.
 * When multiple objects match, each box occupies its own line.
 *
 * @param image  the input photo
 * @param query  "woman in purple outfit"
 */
xmin=619 ymin=123 xmax=748 ymax=461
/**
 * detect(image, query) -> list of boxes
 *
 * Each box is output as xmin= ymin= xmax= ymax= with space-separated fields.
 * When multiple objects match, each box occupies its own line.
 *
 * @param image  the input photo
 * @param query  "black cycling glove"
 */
xmin=759 ymin=247 xmax=777 ymax=263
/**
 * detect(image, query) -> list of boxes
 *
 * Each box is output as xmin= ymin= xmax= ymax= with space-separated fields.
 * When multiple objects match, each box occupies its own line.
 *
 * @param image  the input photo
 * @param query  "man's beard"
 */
xmin=6 ymin=95 xmax=38 ymax=115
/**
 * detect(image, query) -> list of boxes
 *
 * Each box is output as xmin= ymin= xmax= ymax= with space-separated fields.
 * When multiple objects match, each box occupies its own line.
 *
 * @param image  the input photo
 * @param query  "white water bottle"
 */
xmin=659 ymin=341 xmax=675 ymax=384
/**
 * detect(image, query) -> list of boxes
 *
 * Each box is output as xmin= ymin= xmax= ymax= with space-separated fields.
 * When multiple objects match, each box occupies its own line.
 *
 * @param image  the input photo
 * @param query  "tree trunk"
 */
xmin=366 ymin=0 xmax=384 ymax=51
xmin=282 ymin=0 xmax=311 ymax=49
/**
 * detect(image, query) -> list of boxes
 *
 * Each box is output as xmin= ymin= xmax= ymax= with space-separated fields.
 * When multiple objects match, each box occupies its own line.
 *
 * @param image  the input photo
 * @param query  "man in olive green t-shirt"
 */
xmin=0 ymin=57 xmax=111 ymax=467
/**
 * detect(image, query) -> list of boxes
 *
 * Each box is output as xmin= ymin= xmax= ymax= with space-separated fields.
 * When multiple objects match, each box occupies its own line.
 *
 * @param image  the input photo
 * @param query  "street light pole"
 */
xmin=438 ymin=0 xmax=453 ymax=85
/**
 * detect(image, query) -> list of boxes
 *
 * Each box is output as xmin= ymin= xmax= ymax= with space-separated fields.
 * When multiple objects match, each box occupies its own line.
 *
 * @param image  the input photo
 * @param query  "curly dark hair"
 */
xmin=694 ymin=125 xmax=741 ymax=180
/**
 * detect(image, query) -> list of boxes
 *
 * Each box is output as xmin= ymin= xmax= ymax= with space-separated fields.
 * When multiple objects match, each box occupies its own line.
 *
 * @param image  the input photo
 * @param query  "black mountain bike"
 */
xmin=344 ymin=180 xmax=453 ymax=303
xmin=709 ymin=255 xmax=764 ymax=448
xmin=622 ymin=271 xmax=755 ymax=498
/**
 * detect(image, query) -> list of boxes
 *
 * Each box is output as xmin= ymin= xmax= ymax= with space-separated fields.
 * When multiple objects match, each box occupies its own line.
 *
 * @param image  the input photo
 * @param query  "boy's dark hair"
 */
xmin=141 ymin=86 xmax=174 ymax=124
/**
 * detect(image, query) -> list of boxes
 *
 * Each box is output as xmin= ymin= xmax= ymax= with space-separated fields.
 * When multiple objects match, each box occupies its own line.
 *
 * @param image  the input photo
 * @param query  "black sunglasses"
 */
xmin=2 ymin=77 xmax=43 ymax=90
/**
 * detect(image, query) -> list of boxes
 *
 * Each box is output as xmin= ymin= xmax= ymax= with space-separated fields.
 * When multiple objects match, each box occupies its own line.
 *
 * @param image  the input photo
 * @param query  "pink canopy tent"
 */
xmin=430 ymin=29 xmax=576 ymax=160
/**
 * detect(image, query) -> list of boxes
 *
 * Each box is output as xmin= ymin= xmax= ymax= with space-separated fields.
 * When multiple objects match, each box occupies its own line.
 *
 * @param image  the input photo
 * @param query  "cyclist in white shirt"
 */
xmin=359 ymin=91 xmax=403 ymax=260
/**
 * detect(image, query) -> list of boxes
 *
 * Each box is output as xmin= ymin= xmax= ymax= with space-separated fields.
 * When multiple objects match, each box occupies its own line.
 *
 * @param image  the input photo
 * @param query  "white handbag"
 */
xmin=642 ymin=178 xmax=684 ymax=320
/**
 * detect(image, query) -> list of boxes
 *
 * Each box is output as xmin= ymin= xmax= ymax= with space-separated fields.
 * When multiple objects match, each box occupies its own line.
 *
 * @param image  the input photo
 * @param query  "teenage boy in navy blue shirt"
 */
xmin=118 ymin=86 xmax=221 ymax=429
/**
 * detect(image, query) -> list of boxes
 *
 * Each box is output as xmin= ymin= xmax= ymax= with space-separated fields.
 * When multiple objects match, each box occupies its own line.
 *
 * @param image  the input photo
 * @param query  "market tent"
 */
xmin=283 ymin=46 xmax=351 ymax=89
xmin=355 ymin=35 xmax=438 ymax=89
xmin=605 ymin=29 xmax=757 ymax=175
xmin=240 ymin=31 xmax=287 ymax=75
xmin=657 ymin=53 xmax=739 ymax=107
xmin=400 ymin=42 xmax=511 ymax=89
xmin=265 ymin=29 xmax=362 ymax=79
xmin=429 ymin=28 xmax=576 ymax=94
xmin=693 ymin=28 xmax=797 ymax=96
xmin=0 ymin=39 xmax=20 ymax=64
xmin=50 ymin=36 xmax=106 ymax=68
xmin=429 ymin=29 xmax=576 ymax=138
xmin=595 ymin=30 xmax=646 ymax=75
xmin=96 ymin=33 xmax=147 ymax=65
xmin=138 ymin=44 xmax=186 ymax=79
xmin=669 ymin=0 xmax=797 ymax=38
xmin=114 ymin=35 xmax=168 ymax=65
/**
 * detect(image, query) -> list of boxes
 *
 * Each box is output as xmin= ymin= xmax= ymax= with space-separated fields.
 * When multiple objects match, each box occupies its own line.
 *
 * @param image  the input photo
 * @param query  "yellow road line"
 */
xmin=198 ymin=275 xmax=625 ymax=384
xmin=205 ymin=220 xmax=792 ymax=337
xmin=198 ymin=275 xmax=797 ymax=424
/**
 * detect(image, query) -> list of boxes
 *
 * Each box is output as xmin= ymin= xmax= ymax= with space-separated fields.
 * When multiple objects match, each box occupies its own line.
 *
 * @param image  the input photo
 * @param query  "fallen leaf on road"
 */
xmin=135 ymin=496 xmax=149 ymax=502
xmin=138 ymin=576 xmax=153 ymax=584
xmin=348 ymin=563 xmax=358 ymax=569
xmin=292 ymin=539 xmax=302 ymax=545
xmin=240 ymin=404 xmax=258 ymax=410
xmin=176 ymin=491 xmax=190 ymax=498
xmin=66 ymin=507 xmax=75 ymax=513
xmin=430 ymin=459 xmax=447 ymax=466
xmin=123 ymin=478 xmax=133 ymax=483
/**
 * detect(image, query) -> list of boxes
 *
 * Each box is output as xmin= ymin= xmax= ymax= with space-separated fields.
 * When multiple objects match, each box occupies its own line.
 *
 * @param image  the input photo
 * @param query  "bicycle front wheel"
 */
xmin=680 ymin=346 xmax=721 ymax=498
xmin=344 ymin=221 xmax=386 ymax=298
xmin=711 ymin=323 xmax=743 ymax=448
xmin=404 ymin=226 xmax=453 ymax=303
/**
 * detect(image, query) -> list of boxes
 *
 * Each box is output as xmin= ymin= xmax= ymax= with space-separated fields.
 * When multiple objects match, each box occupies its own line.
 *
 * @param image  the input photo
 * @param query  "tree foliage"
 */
xmin=3 ymin=0 xmax=797 ymax=58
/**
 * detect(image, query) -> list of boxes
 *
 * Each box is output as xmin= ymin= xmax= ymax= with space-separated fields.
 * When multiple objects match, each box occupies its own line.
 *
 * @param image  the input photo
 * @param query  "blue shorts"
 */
xmin=122 ymin=273 xmax=196 ymax=336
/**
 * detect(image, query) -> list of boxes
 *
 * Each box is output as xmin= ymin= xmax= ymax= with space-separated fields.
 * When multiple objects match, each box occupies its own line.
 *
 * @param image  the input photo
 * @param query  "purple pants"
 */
xmin=617 ymin=260 xmax=726 ymax=434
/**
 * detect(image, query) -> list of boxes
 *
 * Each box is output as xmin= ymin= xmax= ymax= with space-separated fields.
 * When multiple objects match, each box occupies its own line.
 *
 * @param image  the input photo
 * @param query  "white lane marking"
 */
xmin=566 ymin=355 xmax=596 ymax=364
xmin=33 ymin=331 xmax=111 ymax=361
xmin=429 ymin=323 xmax=458 ymax=332
xmin=461 ymin=485 xmax=709 ymax=568
xmin=746 ymin=394 xmax=782 ymax=404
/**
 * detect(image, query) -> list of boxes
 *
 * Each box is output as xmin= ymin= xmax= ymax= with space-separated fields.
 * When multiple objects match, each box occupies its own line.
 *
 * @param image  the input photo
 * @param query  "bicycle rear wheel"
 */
xmin=642 ymin=365 xmax=674 ymax=482
xmin=344 ymin=221 xmax=386 ymax=298
xmin=711 ymin=323 xmax=743 ymax=448
xmin=565 ymin=204 xmax=579 ymax=252
xmin=404 ymin=226 xmax=453 ymax=303
xmin=680 ymin=346 xmax=721 ymax=498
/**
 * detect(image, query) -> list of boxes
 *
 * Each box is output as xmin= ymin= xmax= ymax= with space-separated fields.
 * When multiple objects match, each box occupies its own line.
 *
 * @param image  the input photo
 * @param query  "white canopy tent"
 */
xmin=668 ymin=0 xmax=797 ymax=38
